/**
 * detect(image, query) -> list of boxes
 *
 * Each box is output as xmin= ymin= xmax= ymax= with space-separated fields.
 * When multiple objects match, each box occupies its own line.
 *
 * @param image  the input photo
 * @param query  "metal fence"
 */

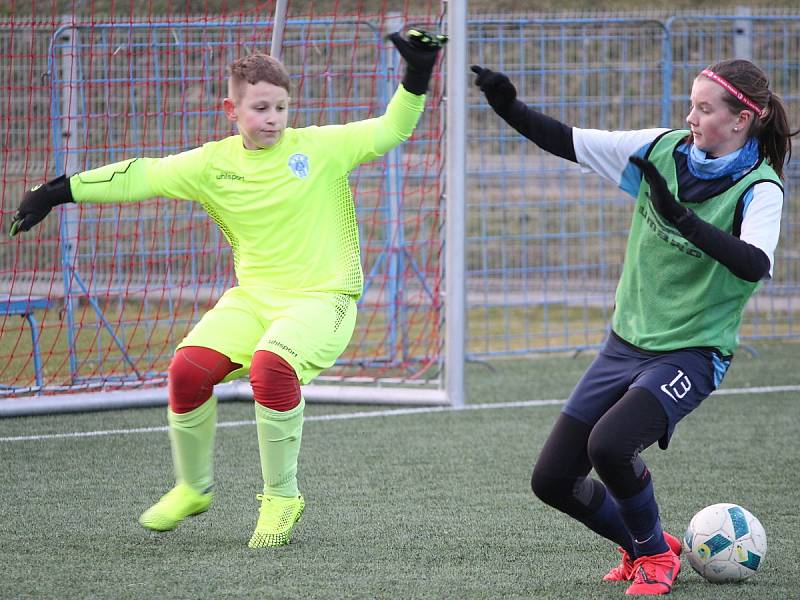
xmin=466 ymin=13 xmax=800 ymax=357
xmin=1 ymin=12 xmax=798 ymax=394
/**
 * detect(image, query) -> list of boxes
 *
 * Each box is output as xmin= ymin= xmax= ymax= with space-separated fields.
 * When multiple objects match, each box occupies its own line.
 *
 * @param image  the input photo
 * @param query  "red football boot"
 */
xmin=604 ymin=532 xmax=682 ymax=582
xmin=625 ymin=549 xmax=681 ymax=595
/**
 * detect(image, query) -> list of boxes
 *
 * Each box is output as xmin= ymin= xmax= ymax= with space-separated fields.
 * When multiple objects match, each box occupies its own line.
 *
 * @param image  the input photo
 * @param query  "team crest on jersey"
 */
xmin=288 ymin=153 xmax=310 ymax=179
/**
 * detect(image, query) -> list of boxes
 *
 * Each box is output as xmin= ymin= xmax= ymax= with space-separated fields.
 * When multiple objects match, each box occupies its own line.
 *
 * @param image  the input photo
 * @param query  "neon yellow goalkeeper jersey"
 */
xmin=70 ymin=85 xmax=426 ymax=297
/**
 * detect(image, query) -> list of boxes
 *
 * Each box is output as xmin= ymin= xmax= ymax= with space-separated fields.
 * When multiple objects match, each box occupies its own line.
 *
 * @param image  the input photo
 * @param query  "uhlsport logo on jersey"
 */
xmin=216 ymin=170 xmax=244 ymax=181
xmin=660 ymin=369 xmax=692 ymax=403
xmin=288 ymin=153 xmax=310 ymax=179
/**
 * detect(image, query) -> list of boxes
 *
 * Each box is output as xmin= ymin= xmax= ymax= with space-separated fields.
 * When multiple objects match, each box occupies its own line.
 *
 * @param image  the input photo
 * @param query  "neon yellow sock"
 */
xmin=167 ymin=395 xmax=217 ymax=493
xmin=254 ymin=397 xmax=304 ymax=497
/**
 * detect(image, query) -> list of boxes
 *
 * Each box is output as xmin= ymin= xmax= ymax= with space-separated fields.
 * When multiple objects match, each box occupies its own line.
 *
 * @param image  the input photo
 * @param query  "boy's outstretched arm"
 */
xmin=331 ymin=29 xmax=446 ymax=166
xmin=10 ymin=149 xmax=205 ymax=237
xmin=345 ymin=29 xmax=447 ymax=162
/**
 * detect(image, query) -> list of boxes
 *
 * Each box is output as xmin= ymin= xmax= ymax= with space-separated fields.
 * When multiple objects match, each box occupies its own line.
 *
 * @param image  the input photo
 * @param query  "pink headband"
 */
xmin=701 ymin=69 xmax=767 ymax=118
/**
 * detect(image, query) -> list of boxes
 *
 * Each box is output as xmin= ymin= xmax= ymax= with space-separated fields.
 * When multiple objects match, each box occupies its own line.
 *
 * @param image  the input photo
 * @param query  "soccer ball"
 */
xmin=683 ymin=503 xmax=767 ymax=583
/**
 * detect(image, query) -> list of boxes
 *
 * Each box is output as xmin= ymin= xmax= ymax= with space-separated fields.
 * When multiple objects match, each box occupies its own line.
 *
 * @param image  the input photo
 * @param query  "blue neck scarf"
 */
xmin=687 ymin=137 xmax=760 ymax=180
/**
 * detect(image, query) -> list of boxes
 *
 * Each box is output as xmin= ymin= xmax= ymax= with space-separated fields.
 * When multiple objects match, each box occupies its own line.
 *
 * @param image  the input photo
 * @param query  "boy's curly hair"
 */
xmin=228 ymin=53 xmax=290 ymax=97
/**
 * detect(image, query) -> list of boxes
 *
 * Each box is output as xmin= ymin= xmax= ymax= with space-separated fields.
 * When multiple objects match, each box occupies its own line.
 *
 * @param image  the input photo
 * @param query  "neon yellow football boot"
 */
xmin=138 ymin=483 xmax=213 ymax=532
xmin=248 ymin=493 xmax=305 ymax=548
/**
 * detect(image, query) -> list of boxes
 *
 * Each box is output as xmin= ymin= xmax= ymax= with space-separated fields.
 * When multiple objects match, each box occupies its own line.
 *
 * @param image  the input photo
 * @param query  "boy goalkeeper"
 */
xmin=11 ymin=29 xmax=446 ymax=548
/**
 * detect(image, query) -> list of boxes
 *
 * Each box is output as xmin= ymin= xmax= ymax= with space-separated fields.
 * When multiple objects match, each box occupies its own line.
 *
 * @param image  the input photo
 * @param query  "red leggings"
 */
xmin=249 ymin=350 xmax=301 ymax=411
xmin=168 ymin=346 xmax=300 ymax=413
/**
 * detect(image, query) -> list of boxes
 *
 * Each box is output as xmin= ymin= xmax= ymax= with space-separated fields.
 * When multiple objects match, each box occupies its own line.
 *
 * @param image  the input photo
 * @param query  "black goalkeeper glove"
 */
xmin=471 ymin=65 xmax=518 ymax=116
xmin=388 ymin=29 xmax=448 ymax=95
xmin=9 ymin=174 xmax=74 ymax=237
xmin=629 ymin=156 xmax=691 ymax=226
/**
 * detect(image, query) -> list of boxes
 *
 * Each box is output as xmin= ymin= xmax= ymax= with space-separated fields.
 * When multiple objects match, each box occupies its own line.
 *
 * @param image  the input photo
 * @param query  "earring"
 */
xmin=733 ymin=127 xmax=740 ymax=132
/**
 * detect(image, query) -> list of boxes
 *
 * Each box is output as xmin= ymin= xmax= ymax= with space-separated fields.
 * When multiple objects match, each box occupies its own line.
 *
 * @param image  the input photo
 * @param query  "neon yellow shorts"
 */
xmin=177 ymin=286 xmax=357 ymax=384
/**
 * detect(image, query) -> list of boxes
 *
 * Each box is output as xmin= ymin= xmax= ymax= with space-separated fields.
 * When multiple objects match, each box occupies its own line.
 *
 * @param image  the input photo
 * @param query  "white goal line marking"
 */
xmin=1 ymin=384 xmax=798 ymax=443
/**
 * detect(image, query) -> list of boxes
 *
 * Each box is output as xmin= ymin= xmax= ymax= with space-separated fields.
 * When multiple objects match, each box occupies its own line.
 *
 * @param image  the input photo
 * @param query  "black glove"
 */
xmin=629 ymin=156 xmax=691 ymax=226
xmin=9 ymin=174 xmax=74 ymax=236
xmin=388 ymin=29 xmax=448 ymax=95
xmin=471 ymin=65 xmax=517 ymax=116
xmin=630 ymin=156 xmax=772 ymax=281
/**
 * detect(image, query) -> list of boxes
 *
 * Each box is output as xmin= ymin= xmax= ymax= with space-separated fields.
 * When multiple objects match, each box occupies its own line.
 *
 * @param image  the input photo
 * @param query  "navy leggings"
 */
xmin=531 ymin=387 xmax=668 ymax=516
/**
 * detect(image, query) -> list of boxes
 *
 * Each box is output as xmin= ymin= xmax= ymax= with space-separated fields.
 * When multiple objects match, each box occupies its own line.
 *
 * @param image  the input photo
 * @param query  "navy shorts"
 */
xmin=562 ymin=332 xmax=732 ymax=448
